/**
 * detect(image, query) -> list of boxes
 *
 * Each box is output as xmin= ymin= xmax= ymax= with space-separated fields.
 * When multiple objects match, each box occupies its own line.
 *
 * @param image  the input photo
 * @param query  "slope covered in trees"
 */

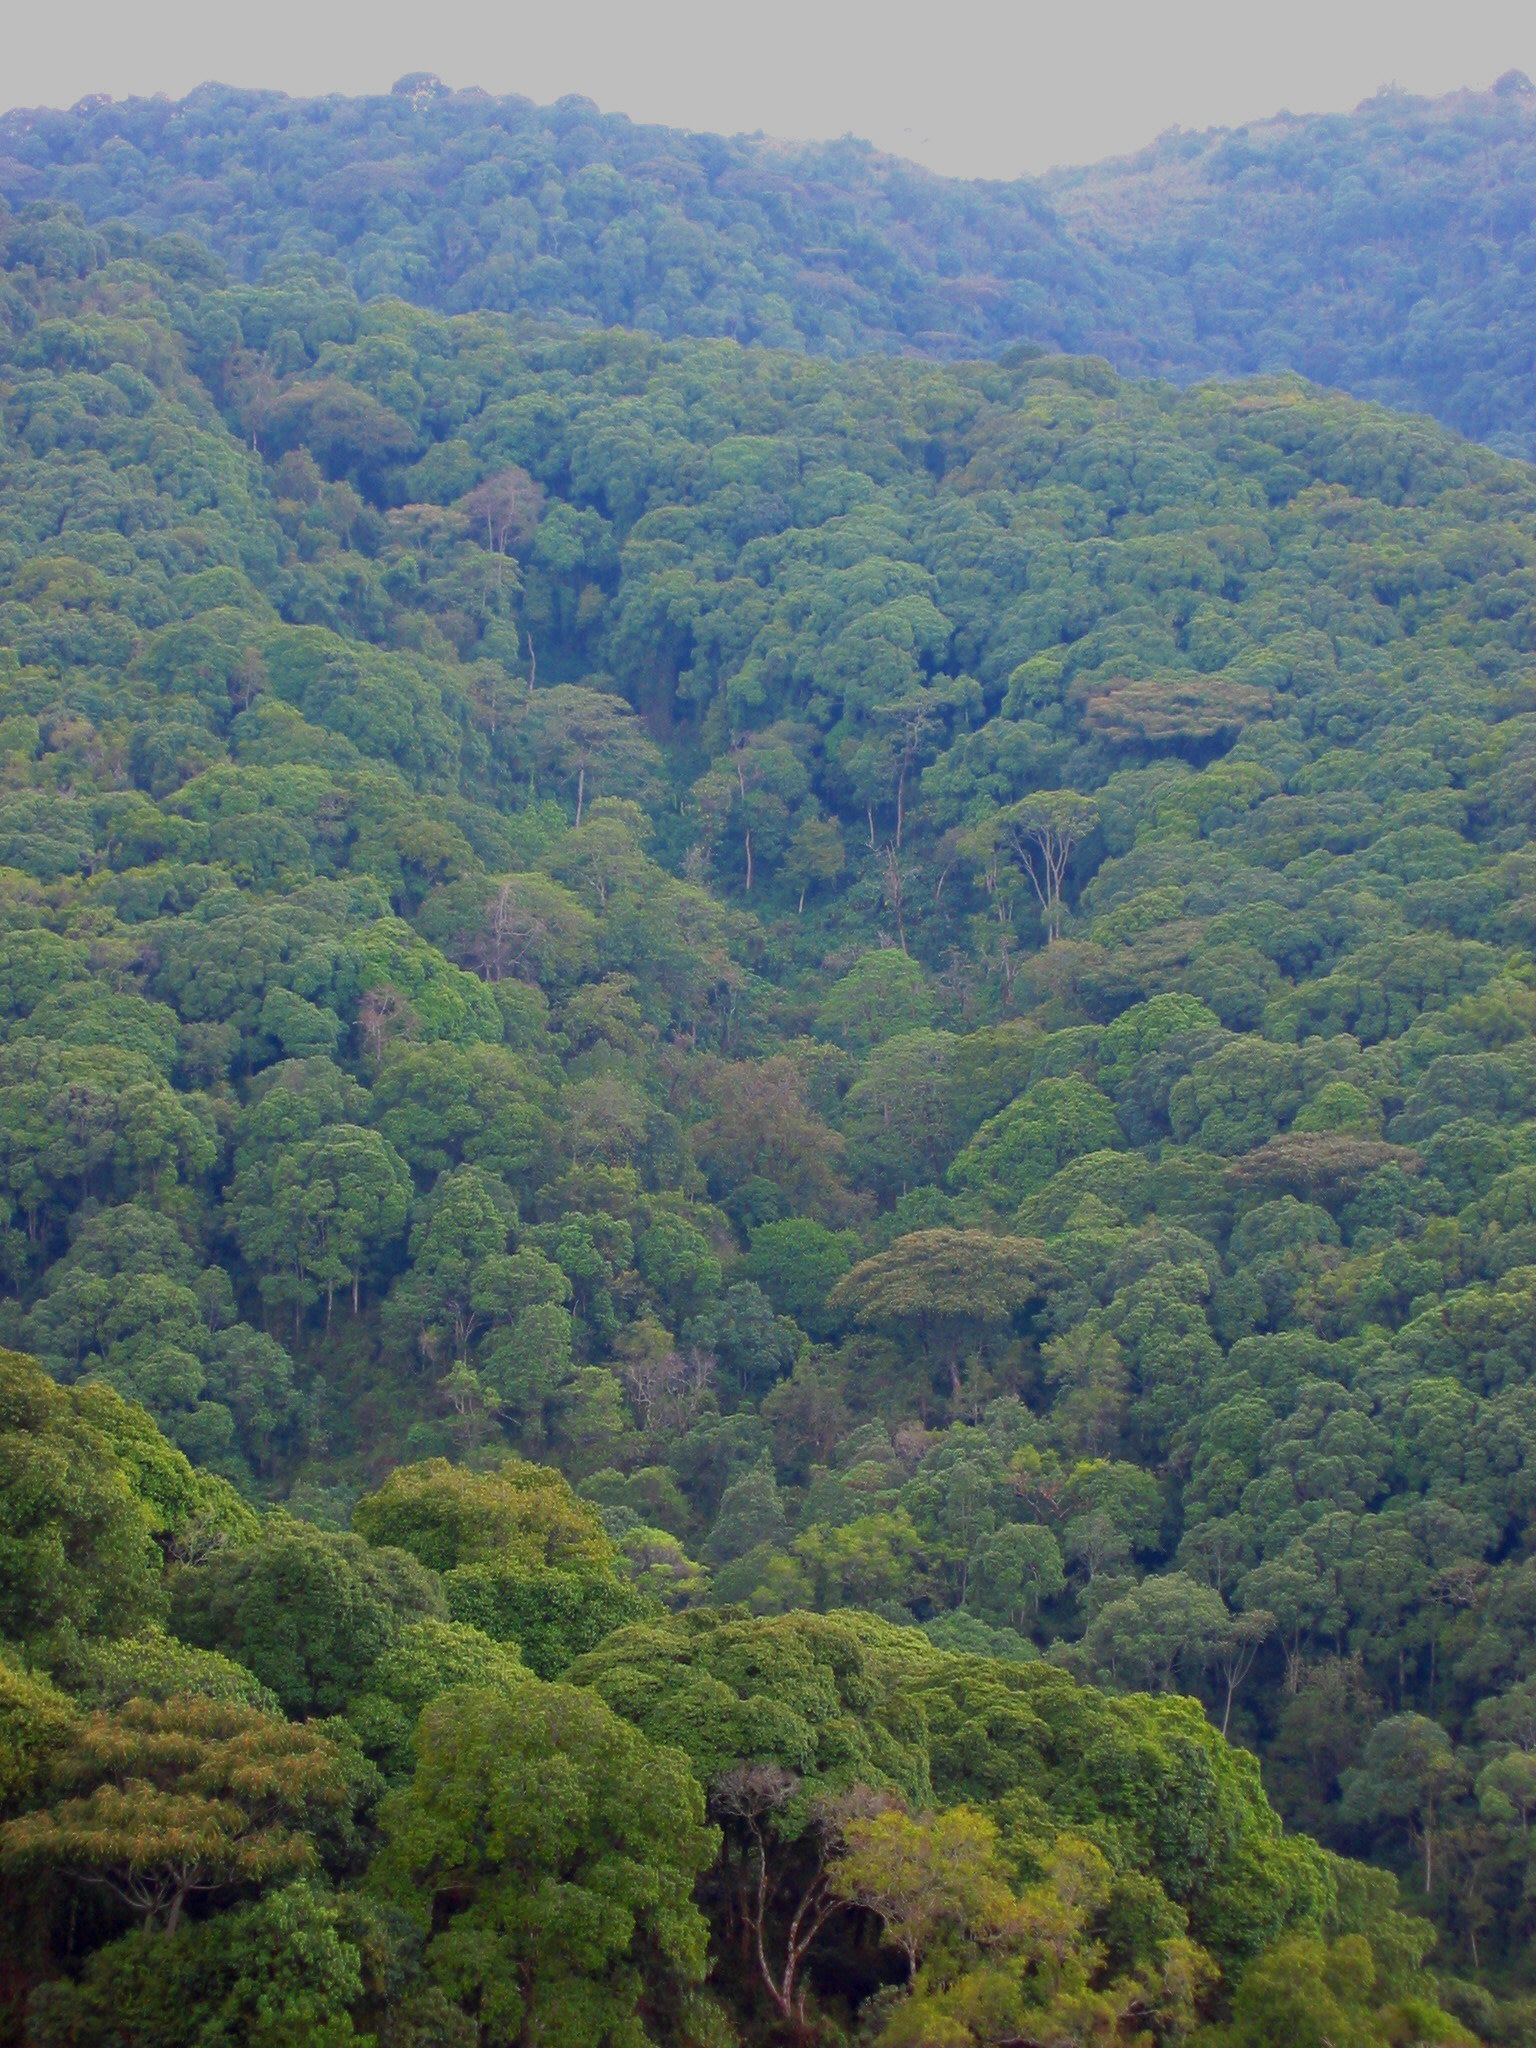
xmin=3 ymin=1347 xmax=1443 ymax=2046
xmin=0 ymin=76 xmax=1133 ymax=360
xmin=7 ymin=70 xmax=1536 ymax=454
xmin=1046 ymin=70 xmax=1536 ymax=459
xmin=2 ymin=197 xmax=1536 ymax=2037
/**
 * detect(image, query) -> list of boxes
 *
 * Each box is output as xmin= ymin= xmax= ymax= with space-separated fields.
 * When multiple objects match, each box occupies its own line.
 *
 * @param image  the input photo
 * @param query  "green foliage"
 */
xmin=26 ymin=1881 xmax=375 ymax=2048
xmin=169 ymin=1518 xmax=445 ymax=1718
xmin=1208 ymin=1932 xmax=1473 ymax=2048
xmin=0 ymin=1656 xmax=77 ymax=1813
xmin=950 ymin=1077 xmax=1123 ymax=1206
xmin=372 ymin=1679 xmax=717 ymax=2046
xmin=352 ymin=1457 xmax=615 ymax=1574
xmin=814 ymin=951 xmax=936 ymax=1050
xmin=346 ymin=1617 xmax=526 ymax=1778
xmin=59 ymin=1631 xmax=280 ymax=1713
xmin=830 ymin=1229 xmax=1050 ymax=1399
xmin=0 ymin=1348 xmax=171 ymax=1661
xmin=569 ymin=1608 xmax=935 ymax=1809
xmin=741 ymin=1218 xmax=858 ymax=1340
xmin=2 ymin=149 xmax=1536 ymax=2036
xmin=0 ymin=1694 xmax=352 ymax=1931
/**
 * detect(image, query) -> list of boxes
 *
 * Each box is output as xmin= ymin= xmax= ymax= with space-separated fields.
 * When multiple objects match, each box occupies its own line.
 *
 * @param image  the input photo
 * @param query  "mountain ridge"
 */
xmin=7 ymin=70 xmax=1536 ymax=454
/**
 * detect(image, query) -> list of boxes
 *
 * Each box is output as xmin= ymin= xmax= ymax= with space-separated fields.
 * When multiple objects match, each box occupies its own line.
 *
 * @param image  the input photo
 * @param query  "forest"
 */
xmin=3 ymin=170 xmax=1536 ymax=2044
xmin=6 ymin=70 xmax=1536 ymax=455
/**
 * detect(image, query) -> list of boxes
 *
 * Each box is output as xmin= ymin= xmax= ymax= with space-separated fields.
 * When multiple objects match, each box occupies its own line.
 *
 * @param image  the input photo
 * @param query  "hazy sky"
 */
xmin=7 ymin=0 xmax=1536 ymax=179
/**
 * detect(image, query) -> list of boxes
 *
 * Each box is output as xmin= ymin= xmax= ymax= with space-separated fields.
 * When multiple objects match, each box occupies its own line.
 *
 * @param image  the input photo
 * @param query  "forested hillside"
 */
xmin=1047 ymin=71 xmax=1536 ymax=459
xmin=0 ymin=77 xmax=1135 ymax=359
xmin=7 ymin=70 xmax=1536 ymax=454
xmin=4 ymin=195 xmax=1536 ymax=2040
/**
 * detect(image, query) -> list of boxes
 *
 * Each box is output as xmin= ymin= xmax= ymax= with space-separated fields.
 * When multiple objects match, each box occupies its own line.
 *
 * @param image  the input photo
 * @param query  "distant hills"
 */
xmin=1045 ymin=70 xmax=1536 ymax=457
xmin=2 ymin=69 xmax=1535 ymax=448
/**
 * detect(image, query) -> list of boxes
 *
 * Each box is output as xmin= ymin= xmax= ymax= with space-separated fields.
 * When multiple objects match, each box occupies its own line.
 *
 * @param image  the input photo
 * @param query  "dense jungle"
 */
xmin=4 ymin=81 xmax=1536 ymax=2041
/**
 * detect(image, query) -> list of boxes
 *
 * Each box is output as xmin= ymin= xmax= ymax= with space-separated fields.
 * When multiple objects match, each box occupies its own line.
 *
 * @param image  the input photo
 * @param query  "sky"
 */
xmin=6 ymin=0 xmax=1536 ymax=180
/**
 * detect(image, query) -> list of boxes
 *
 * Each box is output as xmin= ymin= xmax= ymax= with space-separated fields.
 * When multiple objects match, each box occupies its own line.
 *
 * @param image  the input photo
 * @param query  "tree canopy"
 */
xmin=1 ymin=130 xmax=1535 ymax=2041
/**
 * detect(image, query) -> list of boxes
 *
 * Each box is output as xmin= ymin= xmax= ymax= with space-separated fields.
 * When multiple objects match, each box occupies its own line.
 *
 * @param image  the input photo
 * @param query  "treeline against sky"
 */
xmin=6 ymin=71 xmax=1536 ymax=452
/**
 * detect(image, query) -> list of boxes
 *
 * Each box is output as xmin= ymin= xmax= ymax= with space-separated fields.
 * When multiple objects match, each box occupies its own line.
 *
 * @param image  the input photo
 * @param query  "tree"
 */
xmin=61 ymin=1629 xmax=279 ymax=1713
xmin=416 ymin=871 xmax=596 ymax=987
xmin=516 ymin=685 xmax=662 ymax=825
xmin=1059 ymin=1459 xmax=1164 ymax=1586
xmin=793 ymin=1510 xmax=923 ymax=1610
xmin=0 ymin=1042 xmax=216 ymax=1260
xmin=782 ymin=808 xmax=844 ymax=913
xmin=352 ymin=1456 xmax=614 ymax=1575
xmin=835 ymin=1813 xmax=1217 ymax=2048
xmin=840 ymin=1029 xmax=964 ymax=1198
xmin=169 ymin=1519 xmax=445 ymax=1719
xmin=569 ymin=1608 xmax=933 ymax=1799
xmin=828 ymin=1800 xmax=1018 ymax=1972
xmin=1212 ymin=1608 xmax=1278 ymax=1738
xmin=0 ymin=1653 xmax=77 ymax=1813
xmin=203 ymin=1325 xmax=301 ymax=1480
xmin=1167 ymin=1036 xmax=1299 ymax=1156
xmin=460 ymin=463 xmax=545 ymax=563
xmin=742 ymin=1218 xmax=858 ymax=1340
xmin=616 ymin=1526 xmax=711 ymax=1611
xmin=829 ymin=1229 xmax=1051 ymax=1404
xmin=0 ymin=1696 xmax=351 ymax=1933
xmin=1041 ymin=1325 xmax=1128 ymax=1459
xmin=0 ymin=1347 xmax=166 ymax=1660
xmin=690 ymin=1056 xmax=857 ymax=1226
xmin=480 ymin=1300 xmax=578 ymax=1440
xmin=346 ymin=1617 xmax=526 ymax=1779
xmin=1098 ymin=992 xmax=1223 ymax=1096
xmin=686 ymin=1282 xmax=798 ymax=1407
xmin=228 ymin=1124 xmax=411 ymax=1329
xmin=353 ymin=1459 xmax=645 ymax=1676
xmin=814 ymin=949 xmax=937 ymax=1051
xmin=635 ymin=1212 xmax=723 ymax=1322
xmin=1083 ymin=1572 xmax=1231 ymax=1694
xmin=988 ymin=790 xmax=1100 ymax=942
xmin=705 ymin=1462 xmax=789 ymax=1566
xmin=380 ymin=1165 xmax=519 ymax=1367
xmin=441 ymin=1557 xmax=649 ymax=1677
xmin=1074 ymin=672 xmax=1273 ymax=748
xmin=691 ymin=725 xmax=809 ymax=893
xmin=967 ymin=1523 xmax=1065 ymax=1631
xmin=1225 ymin=1132 xmax=1417 ymax=1204
xmin=1218 ymin=1933 xmax=1470 ymax=2048
xmin=856 ymin=676 xmax=973 ymax=850
xmin=1341 ymin=1713 xmax=1469 ymax=1896
xmin=949 ymin=1077 xmax=1122 ymax=1208
xmin=371 ymin=1680 xmax=716 ymax=2044
xmin=25 ymin=1880 xmax=374 ymax=2048
xmin=709 ymin=1765 xmax=863 ymax=2032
